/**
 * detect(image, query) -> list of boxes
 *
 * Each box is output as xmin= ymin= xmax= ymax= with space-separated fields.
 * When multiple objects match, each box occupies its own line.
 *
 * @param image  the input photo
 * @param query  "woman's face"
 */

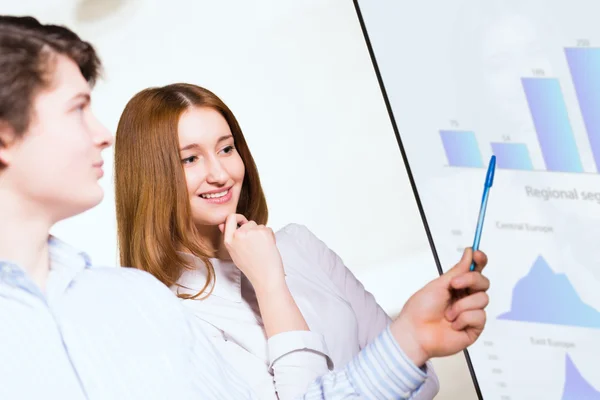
xmin=177 ymin=106 xmax=245 ymax=228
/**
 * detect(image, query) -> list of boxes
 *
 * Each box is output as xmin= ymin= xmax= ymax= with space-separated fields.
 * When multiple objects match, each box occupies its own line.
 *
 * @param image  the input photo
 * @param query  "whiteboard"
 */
xmin=355 ymin=0 xmax=600 ymax=399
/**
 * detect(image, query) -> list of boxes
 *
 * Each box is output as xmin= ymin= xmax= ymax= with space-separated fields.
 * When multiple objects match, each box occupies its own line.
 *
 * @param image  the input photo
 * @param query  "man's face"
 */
xmin=0 ymin=54 xmax=113 ymax=222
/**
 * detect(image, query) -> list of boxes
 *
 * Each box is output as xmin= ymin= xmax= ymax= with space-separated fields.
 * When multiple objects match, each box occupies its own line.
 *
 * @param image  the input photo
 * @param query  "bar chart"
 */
xmin=523 ymin=77 xmax=583 ymax=173
xmin=489 ymin=143 xmax=533 ymax=170
xmin=566 ymin=47 xmax=600 ymax=172
xmin=439 ymin=130 xmax=483 ymax=167
xmin=441 ymin=46 xmax=600 ymax=174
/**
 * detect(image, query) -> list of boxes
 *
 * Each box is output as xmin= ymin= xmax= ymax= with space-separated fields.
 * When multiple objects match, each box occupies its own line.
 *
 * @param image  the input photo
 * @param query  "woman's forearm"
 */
xmin=254 ymin=279 xmax=309 ymax=337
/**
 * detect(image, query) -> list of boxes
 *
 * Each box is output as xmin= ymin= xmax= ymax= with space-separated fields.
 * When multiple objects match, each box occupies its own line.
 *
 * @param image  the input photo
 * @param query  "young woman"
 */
xmin=114 ymin=83 xmax=492 ymax=399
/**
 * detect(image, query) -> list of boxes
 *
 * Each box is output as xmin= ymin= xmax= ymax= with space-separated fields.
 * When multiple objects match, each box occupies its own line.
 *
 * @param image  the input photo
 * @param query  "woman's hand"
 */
xmin=219 ymin=213 xmax=309 ymax=337
xmin=219 ymin=213 xmax=285 ymax=294
xmin=390 ymin=248 xmax=490 ymax=366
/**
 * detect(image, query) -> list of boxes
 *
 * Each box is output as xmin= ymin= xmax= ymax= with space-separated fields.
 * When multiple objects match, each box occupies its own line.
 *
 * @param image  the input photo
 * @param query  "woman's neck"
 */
xmin=195 ymin=224 xmax=231 ymax=260
xmin=0 ymin=188 xmax=52 ymax=290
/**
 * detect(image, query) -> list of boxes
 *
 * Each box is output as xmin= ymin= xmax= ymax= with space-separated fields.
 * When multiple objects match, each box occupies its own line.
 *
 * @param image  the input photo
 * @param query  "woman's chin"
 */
xmin=193 ymin=202 xmax=241 ymax=227
xmin=194 ymin=215 xmax=233 ymax=229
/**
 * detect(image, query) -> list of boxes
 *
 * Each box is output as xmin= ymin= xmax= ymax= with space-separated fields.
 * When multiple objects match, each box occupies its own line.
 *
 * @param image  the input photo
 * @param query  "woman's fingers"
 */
xmin=451 ymin=309 xmax=487 ymax=331
xmin=450 ymin=271 xmax=490 ymax=292
xmin=446 ymin=291 xmax=489 ymax=321
xmin=222 ymin=214 xmax=250 ymax=244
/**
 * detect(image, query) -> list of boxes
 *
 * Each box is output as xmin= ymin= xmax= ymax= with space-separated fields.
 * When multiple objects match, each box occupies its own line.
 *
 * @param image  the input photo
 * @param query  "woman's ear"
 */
xmin=0 ymin=122 xmax=17 ymax=167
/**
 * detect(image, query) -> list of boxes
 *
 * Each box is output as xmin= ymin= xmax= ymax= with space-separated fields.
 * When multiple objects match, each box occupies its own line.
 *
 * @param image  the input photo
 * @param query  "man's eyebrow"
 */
xmin=70 ymin=92 xmax=91 ymax=103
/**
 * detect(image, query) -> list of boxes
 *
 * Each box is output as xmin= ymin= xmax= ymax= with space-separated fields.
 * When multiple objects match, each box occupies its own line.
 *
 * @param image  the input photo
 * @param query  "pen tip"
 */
xmin=486 ymin=156 xmax=496 ymax=186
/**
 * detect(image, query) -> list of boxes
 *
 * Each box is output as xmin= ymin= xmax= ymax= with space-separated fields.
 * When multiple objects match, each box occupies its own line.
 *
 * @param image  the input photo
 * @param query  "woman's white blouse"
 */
xmin=174 ymin=223 xmax=440 ymax=399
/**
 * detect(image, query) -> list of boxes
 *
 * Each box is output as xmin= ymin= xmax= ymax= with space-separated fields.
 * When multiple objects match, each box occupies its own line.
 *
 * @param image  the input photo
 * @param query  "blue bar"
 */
xmin=491 ymin=142 xmax=533 ymax=170
xmin=565 ymin=48 xmax=600 ymax=172
xmin=439 ymin=130 xmax=483 ymax=167
xmin=522 ymin=78 xmax=583 ymax=172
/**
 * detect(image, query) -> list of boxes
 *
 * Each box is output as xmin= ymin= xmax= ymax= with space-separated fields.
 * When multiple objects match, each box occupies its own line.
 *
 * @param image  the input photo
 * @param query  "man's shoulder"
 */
xmin=82 ymin=265 xmax=176 ymax=299
xmin=77 ymin=265 xmax=191 ymax=326
xmin=48 ymin=238 xmax=188 ymax=323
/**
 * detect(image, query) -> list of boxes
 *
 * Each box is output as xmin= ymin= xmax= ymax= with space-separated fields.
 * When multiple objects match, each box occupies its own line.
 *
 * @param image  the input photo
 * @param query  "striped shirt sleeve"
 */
xmin=298 ymin=325 xmax=427 ymax=399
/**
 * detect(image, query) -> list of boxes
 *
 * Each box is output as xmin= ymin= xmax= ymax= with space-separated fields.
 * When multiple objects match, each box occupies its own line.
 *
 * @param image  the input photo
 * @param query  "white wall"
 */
xmin=2 ymin=0 xmax=477 ymax=397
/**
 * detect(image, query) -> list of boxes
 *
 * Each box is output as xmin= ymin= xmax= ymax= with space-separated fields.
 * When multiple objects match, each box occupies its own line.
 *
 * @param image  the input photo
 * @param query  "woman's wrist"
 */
xmin=252 ymin=274 xmax=288 ymax=299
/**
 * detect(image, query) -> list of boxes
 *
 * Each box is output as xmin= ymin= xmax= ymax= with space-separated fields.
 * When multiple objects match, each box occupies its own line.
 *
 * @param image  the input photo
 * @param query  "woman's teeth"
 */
xmin=200 ymin=190 xmax=228 ymax=199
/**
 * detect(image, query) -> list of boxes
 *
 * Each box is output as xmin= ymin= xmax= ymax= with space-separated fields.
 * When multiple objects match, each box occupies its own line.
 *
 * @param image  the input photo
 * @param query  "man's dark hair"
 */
xmin=0 ymin=15 xmax=101 ymax=138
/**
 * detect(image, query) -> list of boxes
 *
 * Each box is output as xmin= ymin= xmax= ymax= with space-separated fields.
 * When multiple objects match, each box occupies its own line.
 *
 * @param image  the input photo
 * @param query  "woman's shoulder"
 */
xmin=275 ymin=223 xmax=324 ymax=250
xmin=274 ymin=223 xmax=341 ymax=274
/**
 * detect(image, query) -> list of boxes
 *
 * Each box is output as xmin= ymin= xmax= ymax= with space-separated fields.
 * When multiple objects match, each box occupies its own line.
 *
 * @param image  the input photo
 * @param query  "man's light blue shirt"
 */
xmin=0 ymin=237 xmax=427 ymax=399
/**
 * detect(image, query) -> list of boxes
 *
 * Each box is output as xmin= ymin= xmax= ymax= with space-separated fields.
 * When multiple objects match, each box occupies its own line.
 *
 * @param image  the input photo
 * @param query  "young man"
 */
xmin=0 ymin=15 xmax=491 ymax=399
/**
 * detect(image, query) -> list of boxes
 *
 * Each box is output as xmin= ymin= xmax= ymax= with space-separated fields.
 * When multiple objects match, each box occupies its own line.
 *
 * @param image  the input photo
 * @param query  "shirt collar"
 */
xmin=47 ymin=235 xmax=93 ymax=271
xmin=0 ymin=235 xmax=92 ymax=288
xmin=175 ymin=253 xmax=242 ymax=303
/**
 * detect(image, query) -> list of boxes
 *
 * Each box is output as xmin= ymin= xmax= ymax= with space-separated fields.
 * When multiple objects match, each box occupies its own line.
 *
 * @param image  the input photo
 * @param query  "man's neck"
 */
xmin=0 ymin=188 xmax=52 ymax=290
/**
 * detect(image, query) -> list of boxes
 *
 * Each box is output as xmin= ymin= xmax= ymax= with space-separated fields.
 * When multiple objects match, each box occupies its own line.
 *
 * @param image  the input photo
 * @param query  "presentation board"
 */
xmin=355 ymin=1 xmax=600 ymax=399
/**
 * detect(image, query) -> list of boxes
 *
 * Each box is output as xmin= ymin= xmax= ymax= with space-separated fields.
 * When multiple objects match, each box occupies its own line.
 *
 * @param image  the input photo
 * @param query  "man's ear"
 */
xmin=0 ymin=122 xmax=18 ymax=167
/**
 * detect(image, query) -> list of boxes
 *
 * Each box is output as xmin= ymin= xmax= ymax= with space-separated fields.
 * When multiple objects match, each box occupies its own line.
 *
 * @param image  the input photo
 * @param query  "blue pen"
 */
xmin=469 ymin=155 xmax=496 ymax=271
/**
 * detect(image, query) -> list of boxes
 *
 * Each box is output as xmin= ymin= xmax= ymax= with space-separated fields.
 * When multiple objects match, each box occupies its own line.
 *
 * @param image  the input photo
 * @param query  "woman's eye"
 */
xmin=221 ymin=145 xmax=235 ymax=154
xmin=182 ymin=156 xmax=198 ymax=164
